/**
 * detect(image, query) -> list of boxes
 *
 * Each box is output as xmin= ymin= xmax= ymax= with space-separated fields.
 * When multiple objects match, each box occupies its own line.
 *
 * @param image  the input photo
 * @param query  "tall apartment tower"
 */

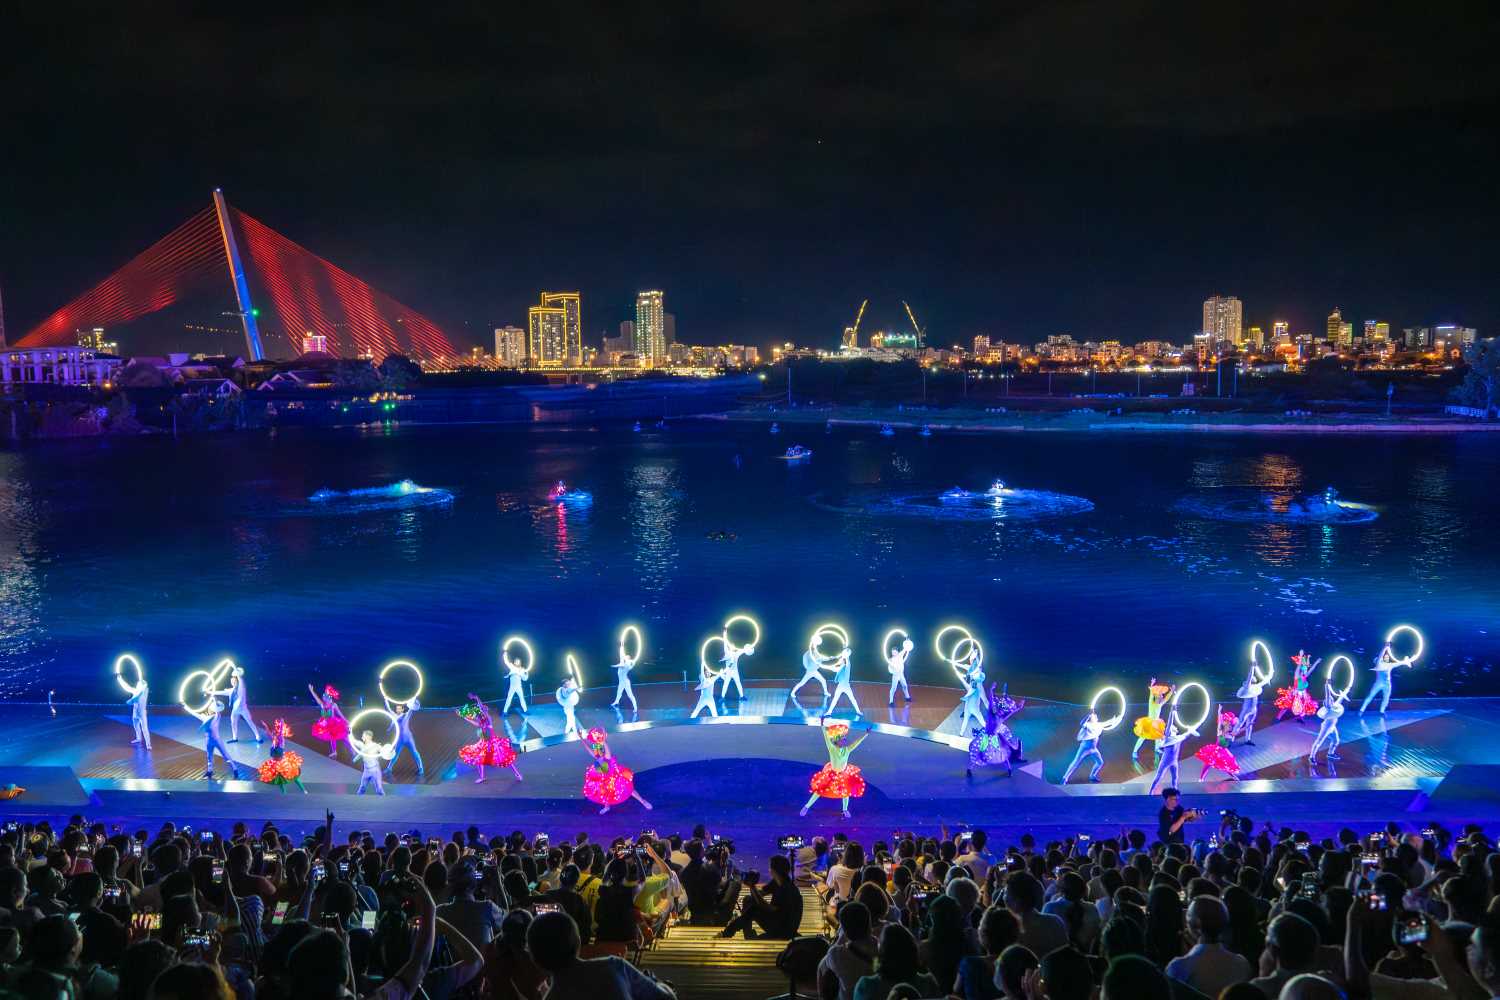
xmin=1326 ymin=308 xmax=1344 ymax=344
xmin=494 ymin=326 xmax=526 ymax=367
xmin=540 ymin=292 xmax=582 ymax=365
xmin=1202 ymin=295 xmax=1243 ymax=348
xmin=635 ymin=290 xmax=666 ymax=367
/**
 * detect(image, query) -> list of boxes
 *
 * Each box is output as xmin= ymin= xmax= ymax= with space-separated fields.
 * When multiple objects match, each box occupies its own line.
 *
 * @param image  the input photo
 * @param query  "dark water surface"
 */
xmin=2 ymin=423 xmax=1495 ymax=705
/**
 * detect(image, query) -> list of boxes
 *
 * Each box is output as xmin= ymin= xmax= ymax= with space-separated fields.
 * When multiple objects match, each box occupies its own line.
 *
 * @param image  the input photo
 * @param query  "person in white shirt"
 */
xmin=885 ymin=634 xmax=913 ymax=706
xmin=818 ymin=901 xmax=878 ymax=1000
xmin=953 ymin=830 xmax=992 ymax=882
xmin=1359 ymin=643 xmax=1400 ymax=716
xmin=557 ymin=676 xmax=581 ymax=736
xmin=349 ymin=729 xmax=395 ymax=795
xmin=1165 ymin=896 xmax=1252 ymax=999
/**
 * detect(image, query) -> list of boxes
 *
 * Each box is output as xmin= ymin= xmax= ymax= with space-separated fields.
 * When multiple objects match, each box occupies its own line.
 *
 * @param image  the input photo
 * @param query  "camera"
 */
xmin=200 ymin=830 xmax=213 ymax=845
xmin=1397 ymin=913 xmax=1428 ymax=946
xmin=1360 ymin=852 xmax=1380 ymax=867
xmin=183 ymin=931 xmax=214 ymax=949
xmin=103 ymin=885 xmax=124 ymax=903
xmin=1076 ymin=833 xmax=1090 ymax=843
xmin=337 ymin=860 xmax=351 ymax=877
xmin=741 ymin=869 xmax=761 ymax=886
xmin=778 ymin=836 xmax=805 ymax=851
xmin=311 ymin=863 xmax=326 ymax=882
xmin=535 ymin=833 xmax=549 ymax=847
xmin=320 ymin=912 xmax=343 ymax=928
xmin=1358 ymin=891 xmax=1387 ymax=912
xmin=271 ymin=903 xmax=290 ymax=926
xmin=211 ymin=863 xmax=224 ymax=884
xmin=533 ymin=902 xmax=560 ymax=915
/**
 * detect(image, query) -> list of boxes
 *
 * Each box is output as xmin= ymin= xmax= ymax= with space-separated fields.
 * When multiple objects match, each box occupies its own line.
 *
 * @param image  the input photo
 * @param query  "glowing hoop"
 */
xmin=565 ymin=653 xmax=584 ymax=689
xmin=501 ymin=636 xmax=534 ymax=677
xmin=723 ymin=613 xmax=761 ymax=651
xmin=882 ymin=629 xmax=911 ymax=659
xmin=948 ymin=636 xmax=984 ymax=681
xmin=699 ymin=636 xmax=727 ymax=680
xmin=178 ymin=657 xmax=234 ymax=718
xmin=1090 ymin=686 xmax=1127 ymax=731
xmin=1325 ymin=654 xmax=1356 ymax=699
xmin=810 ymin=623 xmax=850 ymax=664
xmin=378 ymin=660 xmax=424 ymax=706
xmin=113 ymin=653 xmax=145 ymax=696
xmin=1384 ymin=624 xmax=1424 ymax=668
xmin=618 ymin=625 xmax=643 ymax=665
xmin=1248 ymin=640 xmax=1275 ymax=687
xmin=934 ymin=625 xmax=974 ymax=664
xmin=346 ymin=707 xmax=399 ymax=750
xmin=1169 ymin=681 xmax=1211 ymax=733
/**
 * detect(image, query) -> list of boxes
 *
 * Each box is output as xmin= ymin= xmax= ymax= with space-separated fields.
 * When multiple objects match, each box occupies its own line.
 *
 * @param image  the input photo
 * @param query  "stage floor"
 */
xmin=3 ymin=681 xmax=1498 ymax=857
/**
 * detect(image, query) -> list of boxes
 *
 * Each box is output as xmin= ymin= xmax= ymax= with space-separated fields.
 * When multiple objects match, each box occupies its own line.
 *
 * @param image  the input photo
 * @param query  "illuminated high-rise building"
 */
xmin=634 ymin=290 xmax=666 ymax=367
xmin=1272 ymin=320 xmax=1290 ymax=344
xmin=664 ymin=313 xmax=676 ymax=347
xmin=1363 ymin=320 xmax=1389 ymax=346
xmin=540 ymin=292 xmax=582 ymax=365
xmin=1326 ymin=308 xmax=1344 ymax=344
xmin=1435 ymin=325 xmax=1478 ymax=352
xmin=972 ymin=335 xmax=991 ymax=357
xmin=1339 ymin=322 xmax=1353 ymax=348
xmin=494 ymin=325 xmax=526 ymax=367
xmin=528 ymin=301 xmax=569 ymax=367
xmin=1201 ymin=295 xmax=1243 ymax=348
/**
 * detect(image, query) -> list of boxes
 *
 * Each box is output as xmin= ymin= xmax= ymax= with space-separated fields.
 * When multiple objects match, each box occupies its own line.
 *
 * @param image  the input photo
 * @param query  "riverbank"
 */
xmin=707 ymin=402 xmax=1500 ymax=435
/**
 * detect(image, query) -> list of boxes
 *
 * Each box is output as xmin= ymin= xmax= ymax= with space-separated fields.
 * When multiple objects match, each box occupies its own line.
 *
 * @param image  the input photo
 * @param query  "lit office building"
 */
xmin=1202 ymin=295 xmax=1243 ymax=348
xmin=635 ymin=290 xmax=666 ymax=367
xmin=528 ymin=302 xmax=569 ymax=367
xmin=1326 ymin=308 xmax=1345 ymax=345
xmin=494 ymin=325 xmax=526 ymax=367
xmin=540 ymin=292 xmax=582 ymax=365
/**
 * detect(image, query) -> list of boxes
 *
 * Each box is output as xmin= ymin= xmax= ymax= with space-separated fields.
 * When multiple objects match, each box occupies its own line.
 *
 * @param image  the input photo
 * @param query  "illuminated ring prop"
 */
xmin=1090 ymin=686 xmax=1127 ymax=731
xmin=699 ymin=636 xmax=727 ymax=679
xmin=1384 ymin=624 xmax=1424 ymax=668
xmin=810 ymin=624 xmax=850 ymax=664
xmin=1169 ymin=681 xmax=1211 ymax=733
xmin=500 ymin=636 xmax=534 ymax=675
xmin=177 ymin=657 xmax=234 ymax=717
xmin=934 ymin=625 xmax=974 ymax=664
xmin=1248 ymin=640 xmax=1275 ymax=686
xmin=565 ymin=653 xmax=584 ymax=689
xmin=948 ymin=636 xmax=984 ymax=681
xmin=882 ymin=629 xmax=910 ymax=659
xmin=114 ymin=653 xmax=145 ymax=696
xmin=378 ymin=660 xmax=424 ymax=706
xmin=723 ymin=614 xmax=761 ymax=651
xmin=346 ymin=707 xmax=399 ymax=750
xmin=618 ymin=625 xmax=643 ymax=665
xmin=1325 ymin=654 xmax=1356 ymax=700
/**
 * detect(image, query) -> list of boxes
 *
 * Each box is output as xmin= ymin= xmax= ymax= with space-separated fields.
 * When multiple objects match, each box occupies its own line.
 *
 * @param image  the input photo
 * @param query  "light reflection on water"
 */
xmin=1 ymin=425 xmax=1497 ymax=704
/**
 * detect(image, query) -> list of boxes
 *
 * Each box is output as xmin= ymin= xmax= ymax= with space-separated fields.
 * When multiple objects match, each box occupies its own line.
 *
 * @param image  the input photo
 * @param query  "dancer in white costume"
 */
xmin=691 ymin=638 xmax=723 ymax=719
xmin=1149 ymin=683 xmax=1208 ymax=795
xmin=115 ymin=655 xmax=151 ymax=751
xmin=1360 ymin=626 xmax=1422 ymax=716
xmin=1234 ymin=641 xmax=1275 ymax=746
xmin=500 ymin=637 xmax=533 ymax=715
xmin=611 ymin=626 xmax=642 ymax=712
xmin=790 ymin=648 xmax=831 ymax=700
xmin=884 ymin=631 xmax=914 ymax=706
xmin=1062 ymin=713 xmax=1108 ymax=784
xmin=826 ymin=634 xmax=861 ymax=716
xmin=225 ymin=664 xmax=263 ymax=743
xmin=557 ymin=676 xmax=581 ymax=737
xmin=383 ymin=696 xmax=424 ymax=777
xmin=792 ymin=625 xmax=844 ymax=701
xmin=198 ymin=698 xmax=242 ymax=780
xmin=349 ymin=729 xmax=395 ymax=795
xmin=716 ymin=615 xmax=759 ymax=700
xmin=953 ymin=640 xmax=989 ymax=735
xmin=1312 ymin=656 xmax=1355 ymax=762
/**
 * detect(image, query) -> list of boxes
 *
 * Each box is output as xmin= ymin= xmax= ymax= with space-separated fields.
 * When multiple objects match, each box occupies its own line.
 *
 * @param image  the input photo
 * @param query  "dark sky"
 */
xmin=4 ymin=3 xmax=1499 ymax=351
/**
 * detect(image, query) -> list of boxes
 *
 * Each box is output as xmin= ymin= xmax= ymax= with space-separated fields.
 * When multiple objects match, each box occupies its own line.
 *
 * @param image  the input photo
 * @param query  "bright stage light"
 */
xmin=723 ymin=613 xmax=761 ymax=651
xmin=178 ymin=657 xmax=234 ymax=718
xmin=501 ymin=636 xmax=534 ymax=676
xmin=699 ymin=636 xmax=727 ymax=679
xmin=934 ymin=624 xmax=973 ymax=664
xmin=347 ymin=707 xmax=398 ymax=749
xmin=882 ymin=629 xmax=910 ymax=658
xmin=1248 ymin=640 xmax=1275 ymax=686
xmin=618 ymin=625 xmax=643 ymax=664
xmin=565 ymin=653 xmax=584 ymax=688
xmin=1385 ymin=624 xmax=1424 ymax=667
xmin=378 ymin=659 xmax=424 ymax=706
xmin=1090 ymin=686 xmax=1127 ymax=730
xmin=1325 ymin=654 xmax=1356 ymax=698
xmin=1169 ymin=681 xmax=1211 ymax=732
xmin=113 ymin=653 xmax=145 ymax=696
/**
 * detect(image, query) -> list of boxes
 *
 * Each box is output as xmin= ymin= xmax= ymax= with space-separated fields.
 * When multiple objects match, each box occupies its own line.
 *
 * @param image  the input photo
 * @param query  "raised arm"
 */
xmin=307 ymin=684 xmax=321 ymax=704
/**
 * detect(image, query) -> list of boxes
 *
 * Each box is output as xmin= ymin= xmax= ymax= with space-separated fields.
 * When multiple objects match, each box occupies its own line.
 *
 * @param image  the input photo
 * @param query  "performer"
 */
xmin=1311 ymin=679 xmax=1351 ymax=763
xmin=348 ymin=728 xmax=395 ymax=796
xmin=967 ymin=683 xmax=1025 ymax=777
xmin=1273 ymin=651 xmax=1321 ymax=722
xmin=581 ymin=727 xmax=652 ymax=815
xmin=690 ymin=644 xmax=721 ymax=719
xmin=827 ymin=647 xmax=861 ymax=716
xmin=1061 ymin=708 xmax=1109 ymax=784
xmin=1234 ymin=661 xmax=1270 ymax=746
xmin=800 ymin=718 xmax=870 ymax=818
xmin=1193 ymin=708 xmax=1241 ymax=780
xmin=953 ymin=647 xmax=988 ymax=735
xmin=885 ymin=633 xmax=914 ymax=706
xmin=121 ymin=667 xmax=151 ymax=751
xmin=224 ymin=664 xmax=263 ymax=744
xmin=790 ymin=640 xmax=832 ymax=701
xmin=199 ymin=697 xmax=241 ymax=781
xmin=611 ymin=637 xmax=639 ymax=712
xmin=456 ymin=694 xmax=522 ymax=783
xmin=556 ymin=675 xmax=581 ymax=737
xmin=308 ymin=684 xmax=350 ymax=759
xmin=501 ymin=641 xmax=531 ymax=716
xmin=1358 ymin=642 xmax=1400 ymax=716
xmin=1148 ymin=716 xmax=1198 ymax=796
xmin=718 ymin=634 xmax=754 ymax=701
xmin=256 ymin=719 xmax=306 ymax=794
xmin=384 ymin=695 xmax=424 ymax=777
xmin=1131 ymin=680 xmax=1173 ymax=759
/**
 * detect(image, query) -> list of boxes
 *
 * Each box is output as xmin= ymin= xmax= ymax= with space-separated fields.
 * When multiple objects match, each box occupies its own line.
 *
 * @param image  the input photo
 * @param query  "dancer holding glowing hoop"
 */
xmin=308 ymin=684 xmax=349 ymax=758
xmin=791 ymin=627 xmax=836 ymax=701
xmin=115 ymin=655 xmax=151 ymax=751
xmin=1274 ymin=650 xmax=1321 ymax=722
xmin=884 ymin=630 xmax=914 ymax=706
xmin=500 ymin=637 xmax=533 ymax=716
xmin=581 ymin=727 xmax=652 ymax=815
xmin=456 ymin=693 xmax=521 ymax=784
xmin=1360 ymin=625 xmax=1423 ymax=716
xmin=800 ymin=717 xmax=870 ymax=818
xmin=1311 ymin=656 xmax=1355 ymax=762
xmin=691 ymin=638 xmax=724 ymax=719
xmin=557 ymin=656 xmax=583 ymax=737
xmin=1131 ymin=679 xmax=1174 ymax=761
xmin=953 ymin=638 xmax=989 ymax=735
xmin=1149 ymin=683 xmax=1208 ymax=795
xmin=718 ymin=615 xmax=759 ymax=701
xmin=1234 ymin=642 xmax=1275 ymax=746
xmin=1062 ymin=687 xmax=1124 ymax=784
xmin=347 ymin=717 xmax=396 ymax=796
xmin=380 ymin=661 xmax=425 ymax=777
xmin=821 ymin=626 xmax=861 ymax=716
xmin=611 ymin=626 xmax=642 ymax=712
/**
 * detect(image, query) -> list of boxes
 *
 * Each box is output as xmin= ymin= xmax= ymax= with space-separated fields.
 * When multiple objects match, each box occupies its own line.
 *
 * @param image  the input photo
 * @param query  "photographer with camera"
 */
xmin=719 ymin=855 xmax=801 ymax=940
xmin=1157 ymin=788 xmax=1202 ymax=846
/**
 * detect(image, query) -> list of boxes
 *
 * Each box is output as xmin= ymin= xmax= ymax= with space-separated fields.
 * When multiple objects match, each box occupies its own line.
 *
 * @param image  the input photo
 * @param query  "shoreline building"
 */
xmin=527 ymin=292 xmax=582 ymax=367
xmin=635 ymin=290 xmax=666 ymax=367
xmin=494 ymin=325 xmax=526 ymax=367
xmin=1202 ymin=295 xmax=1243 ymax=350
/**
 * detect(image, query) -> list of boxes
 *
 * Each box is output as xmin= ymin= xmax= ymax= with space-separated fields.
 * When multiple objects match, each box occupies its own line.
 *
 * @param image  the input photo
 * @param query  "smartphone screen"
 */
xmin=361 ymin=910 xmax=377 ymax=930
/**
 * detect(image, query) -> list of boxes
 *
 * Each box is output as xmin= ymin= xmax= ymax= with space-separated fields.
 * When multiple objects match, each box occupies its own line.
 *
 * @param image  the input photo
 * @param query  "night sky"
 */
xmin=4 ymin=3 xmax=1499 ymax=352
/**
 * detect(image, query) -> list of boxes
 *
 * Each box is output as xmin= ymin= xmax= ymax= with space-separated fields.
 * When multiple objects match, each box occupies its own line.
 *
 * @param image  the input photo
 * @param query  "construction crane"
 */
xmin=843 ymin=299 xmax=868 ymax=349
xmin=902 ymin=301 xmax=926 ymax=347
